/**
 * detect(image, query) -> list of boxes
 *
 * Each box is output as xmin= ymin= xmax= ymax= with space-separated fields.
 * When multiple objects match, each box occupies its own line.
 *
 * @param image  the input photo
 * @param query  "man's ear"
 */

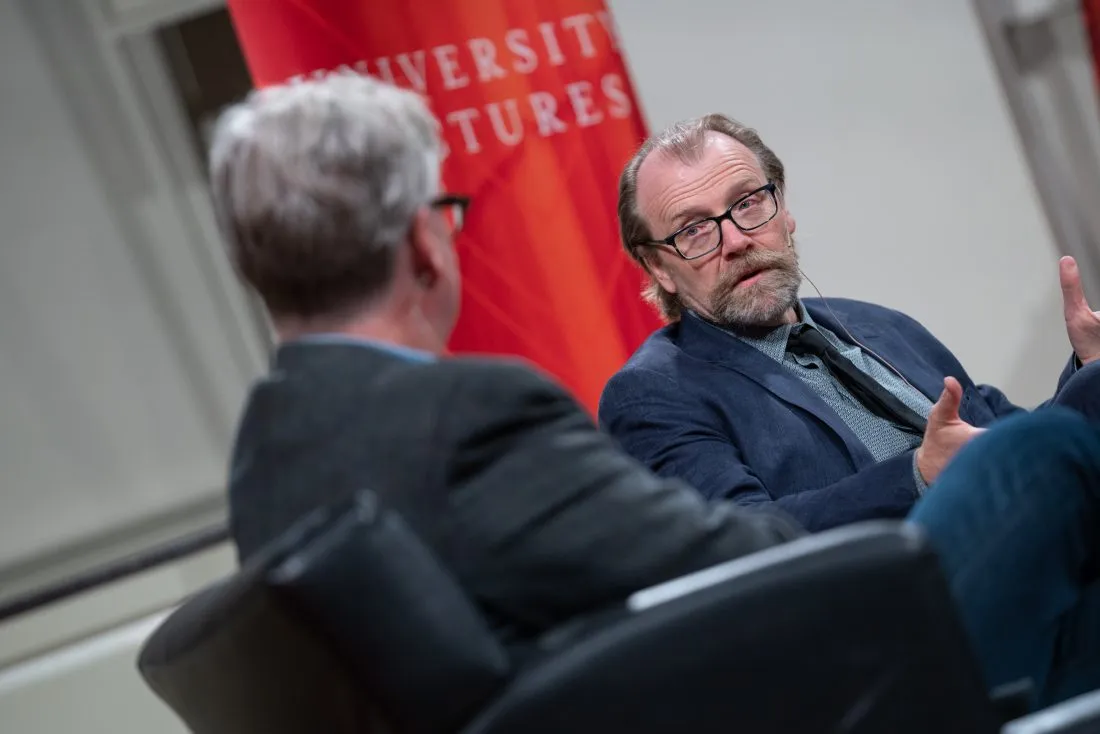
xmin=408 ymin=208 xmax=444 ymax=287
xmin=785 ymin=212 xmax=797 ymax=237
xmin=640 ymin=248 xmax=678 ymax=295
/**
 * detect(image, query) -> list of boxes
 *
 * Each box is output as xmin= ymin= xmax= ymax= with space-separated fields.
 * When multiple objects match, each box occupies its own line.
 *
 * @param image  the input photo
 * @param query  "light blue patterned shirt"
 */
xmin=287 ymin=333 xmax=436 ymax=362
xmin=730 ymin=302 xmax=933 ymax=493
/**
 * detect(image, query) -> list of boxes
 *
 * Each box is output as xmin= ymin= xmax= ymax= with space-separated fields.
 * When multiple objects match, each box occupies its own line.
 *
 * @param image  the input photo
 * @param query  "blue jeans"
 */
xmin=908 ymin=408 xmax=1100 ymax=709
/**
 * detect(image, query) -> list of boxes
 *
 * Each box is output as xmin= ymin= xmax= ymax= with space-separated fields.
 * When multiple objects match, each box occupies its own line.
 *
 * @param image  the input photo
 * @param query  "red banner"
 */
xmin=225 ymin=0 xmax=661 ymax=412
xmin=1086 ymin=0 xmax=1100 ymax=89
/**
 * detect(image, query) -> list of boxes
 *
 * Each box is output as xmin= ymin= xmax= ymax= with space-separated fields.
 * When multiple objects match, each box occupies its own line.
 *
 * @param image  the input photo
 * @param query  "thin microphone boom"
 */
xmin=795 ymin=259 xmax=924 ymax=396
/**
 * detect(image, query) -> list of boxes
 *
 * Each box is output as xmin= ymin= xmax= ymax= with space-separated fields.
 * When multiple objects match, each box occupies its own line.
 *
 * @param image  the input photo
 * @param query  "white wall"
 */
xmin=0 ymin=1 xmax=250 ymax=731
xmin=0 ymin=0 xmax=262 ymax=580
xmin=0 ymin=544 xmax=234 ymax=734
xmin=609 ymin=0 xmax=1069 ymax=406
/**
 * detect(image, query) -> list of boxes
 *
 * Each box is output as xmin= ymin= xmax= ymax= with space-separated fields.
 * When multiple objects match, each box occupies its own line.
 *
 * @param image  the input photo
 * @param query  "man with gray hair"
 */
xmin=214 ymin=73 xmax=804 ymax=643
xmin=212 ymin=73 xmax=1100 ymax=707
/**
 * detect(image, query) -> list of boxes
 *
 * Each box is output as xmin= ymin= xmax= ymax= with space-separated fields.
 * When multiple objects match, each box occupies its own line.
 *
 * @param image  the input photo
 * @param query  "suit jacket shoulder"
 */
xmin=801 ymin=297 xmax=937 ymax=340
xmin=434 ymin=355 xmax=579 ymax=415
xmin=230 ymin=342 xmax=801 ymax=642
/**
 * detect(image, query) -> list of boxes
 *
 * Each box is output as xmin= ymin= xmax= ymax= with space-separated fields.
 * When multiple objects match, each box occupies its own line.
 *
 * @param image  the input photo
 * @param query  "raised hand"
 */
xmin=916 ymin=376 xmax=985 ymax=485
xmin=1060 ymin=256 xmax=1100 ymax=366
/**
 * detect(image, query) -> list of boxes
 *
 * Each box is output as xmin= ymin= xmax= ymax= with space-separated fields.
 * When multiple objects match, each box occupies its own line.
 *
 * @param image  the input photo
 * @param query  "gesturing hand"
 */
xmin=916 ymin=377 xmax=985 ymax=485
xmin=1060 ymin=256 xmax=1100 ymax=366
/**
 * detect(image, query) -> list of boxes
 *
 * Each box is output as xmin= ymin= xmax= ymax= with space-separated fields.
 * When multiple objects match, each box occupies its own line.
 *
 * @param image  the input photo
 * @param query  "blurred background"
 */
xmin=1 ymin=0 xmax=1099 ymax=730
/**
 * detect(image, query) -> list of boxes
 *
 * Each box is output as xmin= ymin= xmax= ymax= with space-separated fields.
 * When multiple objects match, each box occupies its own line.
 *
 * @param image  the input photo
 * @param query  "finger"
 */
xmin=928 ymin=376 xmax=964 ymax=426
xmin=1060 ymin=256 xmax=1090 ymax=319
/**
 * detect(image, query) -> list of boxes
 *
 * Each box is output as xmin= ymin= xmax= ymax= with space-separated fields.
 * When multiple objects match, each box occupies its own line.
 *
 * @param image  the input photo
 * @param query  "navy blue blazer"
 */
xmin=599 ymin=298 xmax=1081 ymax=532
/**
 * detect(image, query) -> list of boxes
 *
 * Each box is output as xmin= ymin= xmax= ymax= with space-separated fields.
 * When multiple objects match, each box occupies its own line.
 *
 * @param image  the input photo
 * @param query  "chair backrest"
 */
xmin=138 ymin=491 xmax=510 ymax=734
xmin=464 ymin=522 xmax=1002 ymax=734
xmin=1004 ymin=689 xmax=1100 ymax=734
xmin=141 ymin=506 xmax=1005 ymax=734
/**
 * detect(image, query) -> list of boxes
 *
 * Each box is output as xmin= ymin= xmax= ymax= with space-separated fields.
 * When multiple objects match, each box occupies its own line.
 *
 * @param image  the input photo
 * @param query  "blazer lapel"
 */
xmin=678 ymin=313 xmax=873 ymax=463
xmin=805 ymin=303 xmax=943 ymax=403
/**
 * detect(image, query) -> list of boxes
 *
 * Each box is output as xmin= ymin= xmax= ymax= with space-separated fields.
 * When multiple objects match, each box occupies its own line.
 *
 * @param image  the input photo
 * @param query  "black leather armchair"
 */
xmin=1004 ymin=690 xmax=1100 ymax=734
xmin=136 ymin=490 xmax=1086 ymax=734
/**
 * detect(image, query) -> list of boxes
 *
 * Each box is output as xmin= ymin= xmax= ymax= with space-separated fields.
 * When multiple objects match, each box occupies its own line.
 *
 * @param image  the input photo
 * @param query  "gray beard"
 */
xmin=709 ymin=267 xmax=802 ymax=329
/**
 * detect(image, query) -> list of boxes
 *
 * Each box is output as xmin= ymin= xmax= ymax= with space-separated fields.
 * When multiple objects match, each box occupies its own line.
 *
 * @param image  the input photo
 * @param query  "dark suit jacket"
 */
xmin=228 ymin=340 xmax=802 ymax=642
xmin=599 ymin=298 xmax=1082 ymax=533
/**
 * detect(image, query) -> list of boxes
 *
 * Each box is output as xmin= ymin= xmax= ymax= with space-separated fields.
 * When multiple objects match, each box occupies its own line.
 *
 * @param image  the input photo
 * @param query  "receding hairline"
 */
xmin=639 ymin=128 xmax=768 ymax=179
xmin=633 ymin=131 xmax=770 ymax=232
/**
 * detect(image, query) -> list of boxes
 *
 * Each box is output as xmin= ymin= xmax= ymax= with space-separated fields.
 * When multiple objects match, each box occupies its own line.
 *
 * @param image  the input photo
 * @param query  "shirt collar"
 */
xmin=286 ymin=333 xmax=437 ymax=363
xmin=700 ymin=301 xmax=814 ymax=364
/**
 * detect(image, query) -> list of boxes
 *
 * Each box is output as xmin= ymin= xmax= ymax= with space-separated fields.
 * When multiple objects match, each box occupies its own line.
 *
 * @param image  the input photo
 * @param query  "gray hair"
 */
xmin=209 ymin=71 xmax=442 ymax=320
xmin=617 ymin=113 xmax=786 ymax=321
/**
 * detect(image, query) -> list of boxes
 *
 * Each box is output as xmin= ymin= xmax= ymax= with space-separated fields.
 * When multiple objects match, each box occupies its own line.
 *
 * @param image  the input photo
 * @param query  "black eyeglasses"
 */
xmin=429 ymin=194 xmax=471 ymax=234
xmin=637 ymin=183 xmax=779 ymax=261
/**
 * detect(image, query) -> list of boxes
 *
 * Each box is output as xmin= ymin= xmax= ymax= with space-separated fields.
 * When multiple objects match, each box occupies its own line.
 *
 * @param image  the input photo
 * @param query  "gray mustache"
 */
xmin=719 ymin=254 xmax=798 ymax=287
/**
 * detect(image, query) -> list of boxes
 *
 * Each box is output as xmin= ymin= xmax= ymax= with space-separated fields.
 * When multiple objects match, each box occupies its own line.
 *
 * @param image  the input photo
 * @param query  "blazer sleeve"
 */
xmin=1049 ymin=359 xmax=1100 ymax=420
xmin=436 ymin=360 xmax=804 ymax=635
xmin=600 ymin=367 xmax=920 ymax=533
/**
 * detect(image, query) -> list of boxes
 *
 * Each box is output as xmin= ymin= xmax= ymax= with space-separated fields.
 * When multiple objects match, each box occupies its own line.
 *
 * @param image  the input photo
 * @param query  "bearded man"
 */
xmin=215 ymin=80 xmax=1100 ymax=708
xmin=599 ymin=113 xmax=1100 ymax=533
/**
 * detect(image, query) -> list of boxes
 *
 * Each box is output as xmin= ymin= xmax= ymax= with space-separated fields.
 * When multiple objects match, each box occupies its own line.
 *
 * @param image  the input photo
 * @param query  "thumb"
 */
xmin=1060 ymin=256 xmax=1089 ymax=320
xmin=928 ymin=376 xmax=963 ymax=426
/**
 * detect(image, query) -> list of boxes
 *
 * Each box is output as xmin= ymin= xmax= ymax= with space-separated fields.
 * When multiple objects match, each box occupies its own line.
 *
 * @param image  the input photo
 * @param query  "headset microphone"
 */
xmin=792 ymin=236 xmax=920 ymax=395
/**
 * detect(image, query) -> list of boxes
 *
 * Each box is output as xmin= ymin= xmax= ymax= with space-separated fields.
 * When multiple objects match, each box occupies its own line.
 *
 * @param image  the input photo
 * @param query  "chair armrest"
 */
xmin=1004 ymin=689 xmax=1100 ymax=733
xmin=464 ymin=521 xmax=1001 ymax=734
xmin=626 ymin=519 xmax=926 ymax=610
